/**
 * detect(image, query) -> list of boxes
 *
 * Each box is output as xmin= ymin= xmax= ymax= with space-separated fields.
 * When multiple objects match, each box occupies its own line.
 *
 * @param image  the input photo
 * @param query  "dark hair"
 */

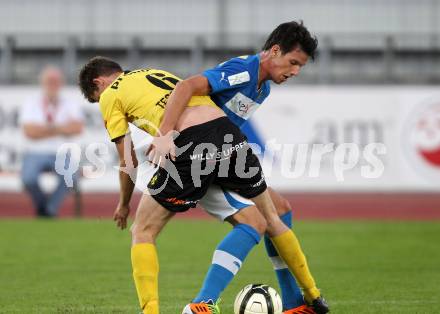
xmin=78 ymin=56 xmax=123 ymax=102
xmin=262 ymin=21 xmax=318 ymax=60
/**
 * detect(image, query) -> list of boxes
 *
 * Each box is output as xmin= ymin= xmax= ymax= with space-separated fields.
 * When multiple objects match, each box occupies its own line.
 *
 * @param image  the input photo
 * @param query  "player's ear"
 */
xmin=270 ymin=45 xmax=281 ymax=57
xmin=92 ymin=77 xmax=101 ymax=86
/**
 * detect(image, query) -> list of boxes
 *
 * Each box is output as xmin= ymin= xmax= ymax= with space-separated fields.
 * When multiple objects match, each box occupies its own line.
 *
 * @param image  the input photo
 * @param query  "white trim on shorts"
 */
xmin=199 ymin=185 xmax=254 ymax=221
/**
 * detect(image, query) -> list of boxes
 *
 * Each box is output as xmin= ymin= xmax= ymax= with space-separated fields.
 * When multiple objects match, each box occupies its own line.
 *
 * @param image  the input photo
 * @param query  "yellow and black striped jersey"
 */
xmin=99 ymin=68 xmax=217 ymax=140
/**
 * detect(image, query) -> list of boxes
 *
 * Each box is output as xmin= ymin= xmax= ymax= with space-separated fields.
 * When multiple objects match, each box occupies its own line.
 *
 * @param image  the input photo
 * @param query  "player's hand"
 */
xmin=146 ymin=130 xmax=178 ymax=166
xmin=113 ymin=203 xmax=130 ymax=230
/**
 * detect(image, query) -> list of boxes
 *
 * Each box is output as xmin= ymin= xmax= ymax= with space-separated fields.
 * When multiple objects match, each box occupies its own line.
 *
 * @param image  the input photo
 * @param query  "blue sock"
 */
xmin=193 ymin=224 xmax=260 ymax=303
xmin=264 ymin=211 xmax=305 ymax=309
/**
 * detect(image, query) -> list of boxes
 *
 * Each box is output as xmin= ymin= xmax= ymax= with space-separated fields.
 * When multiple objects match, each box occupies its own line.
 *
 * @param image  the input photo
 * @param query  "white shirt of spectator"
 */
xmin=20 ymin=93 xmax=84 ymax=154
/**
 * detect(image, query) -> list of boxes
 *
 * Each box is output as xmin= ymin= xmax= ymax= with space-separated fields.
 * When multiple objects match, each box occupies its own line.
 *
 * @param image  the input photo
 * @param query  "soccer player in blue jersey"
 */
xmin=150 ymin=21 xmax=329 ymax=314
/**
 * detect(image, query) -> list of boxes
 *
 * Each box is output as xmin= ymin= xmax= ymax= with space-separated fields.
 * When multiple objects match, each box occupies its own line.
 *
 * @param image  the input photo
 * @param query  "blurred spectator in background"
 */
xmin=19 ymin=66 xmax=84 ymax=217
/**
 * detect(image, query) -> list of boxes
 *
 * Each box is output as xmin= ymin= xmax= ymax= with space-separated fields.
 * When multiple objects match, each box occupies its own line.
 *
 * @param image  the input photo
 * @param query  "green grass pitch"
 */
xmin=1 ymin=219 xmax=439 ymax=313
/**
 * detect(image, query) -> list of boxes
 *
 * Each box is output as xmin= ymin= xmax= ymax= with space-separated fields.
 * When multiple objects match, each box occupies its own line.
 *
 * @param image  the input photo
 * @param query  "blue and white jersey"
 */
xmin=203 ymin=54 xmax=271 ymax=128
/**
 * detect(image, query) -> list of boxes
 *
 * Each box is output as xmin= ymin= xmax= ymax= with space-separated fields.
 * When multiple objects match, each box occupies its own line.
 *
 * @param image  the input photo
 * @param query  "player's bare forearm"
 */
xmin=114 ymin=170 xmax=134 ymax=230
xmin=112 ymin=135 xmax=137 ymax=230
xmin=159 ymin=75 xmax=211 ymax=135
xmin=118 ymin=167 xmax=136 ymax=205
xmin=158 ymin=80 xmax=193 ymax=135
xmin=115 ymin=135 xmax=138 ymax=206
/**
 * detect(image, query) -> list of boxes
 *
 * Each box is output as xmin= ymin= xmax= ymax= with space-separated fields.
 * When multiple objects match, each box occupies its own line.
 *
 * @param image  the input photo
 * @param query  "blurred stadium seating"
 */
xmin=0 ymin=0 xmax=440 ymax=84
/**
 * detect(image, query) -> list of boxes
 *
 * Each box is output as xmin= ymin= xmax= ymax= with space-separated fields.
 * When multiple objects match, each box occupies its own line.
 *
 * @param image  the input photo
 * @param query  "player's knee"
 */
xmin=226 ymin=206 xmax=267 ymax=235
xmin=277 ymin=196 xmax=292 ymax=216
xmin=245 ymin=212 xmax=267 ymax=235
xmin=248 ymin=215 xmax=267 ymax=235
xmin=130 ymin=222 xmax=158 ymax=244
xmin=268 ymin=188 xmax=293 ymax=216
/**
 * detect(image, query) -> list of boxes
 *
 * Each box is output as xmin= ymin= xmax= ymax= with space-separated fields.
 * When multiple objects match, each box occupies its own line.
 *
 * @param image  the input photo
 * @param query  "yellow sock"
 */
xmin=271 ymin=230 xmax=320 ymax=303
xmin=131 ymin=243 xmax=159 ymax=314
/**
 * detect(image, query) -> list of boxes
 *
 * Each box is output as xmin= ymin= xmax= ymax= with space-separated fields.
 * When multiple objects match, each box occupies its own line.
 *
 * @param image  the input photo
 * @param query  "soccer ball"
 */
xmin=234 ymin=284 xmax=283 ymax=314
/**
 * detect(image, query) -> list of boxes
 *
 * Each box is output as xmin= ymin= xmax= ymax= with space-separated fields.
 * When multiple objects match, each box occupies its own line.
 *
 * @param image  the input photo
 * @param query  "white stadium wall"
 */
xmin=0 ymin=86 xmax=439 ymax=192
xmin=252 ymin=86 xmax=440 ymax=192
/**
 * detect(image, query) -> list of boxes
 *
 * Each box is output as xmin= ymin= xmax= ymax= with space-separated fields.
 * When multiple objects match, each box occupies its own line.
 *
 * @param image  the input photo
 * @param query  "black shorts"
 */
xmin=147 ymin=117 xmax=267 ymax=212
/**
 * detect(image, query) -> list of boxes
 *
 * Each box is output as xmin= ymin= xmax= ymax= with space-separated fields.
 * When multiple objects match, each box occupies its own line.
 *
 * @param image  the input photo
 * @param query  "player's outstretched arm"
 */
xmin=158 ymin=74 xmax=211 ymax=135
xmin=114 ymin=134 xmax=138 ymax=229
xmin=148 ymin=75 xmax=211 ymax=162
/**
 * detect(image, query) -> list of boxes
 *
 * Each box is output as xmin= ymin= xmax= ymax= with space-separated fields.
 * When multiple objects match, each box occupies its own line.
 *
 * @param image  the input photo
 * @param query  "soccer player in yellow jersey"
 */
xmin=79 ymin=56 xmax=323 ymax=314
